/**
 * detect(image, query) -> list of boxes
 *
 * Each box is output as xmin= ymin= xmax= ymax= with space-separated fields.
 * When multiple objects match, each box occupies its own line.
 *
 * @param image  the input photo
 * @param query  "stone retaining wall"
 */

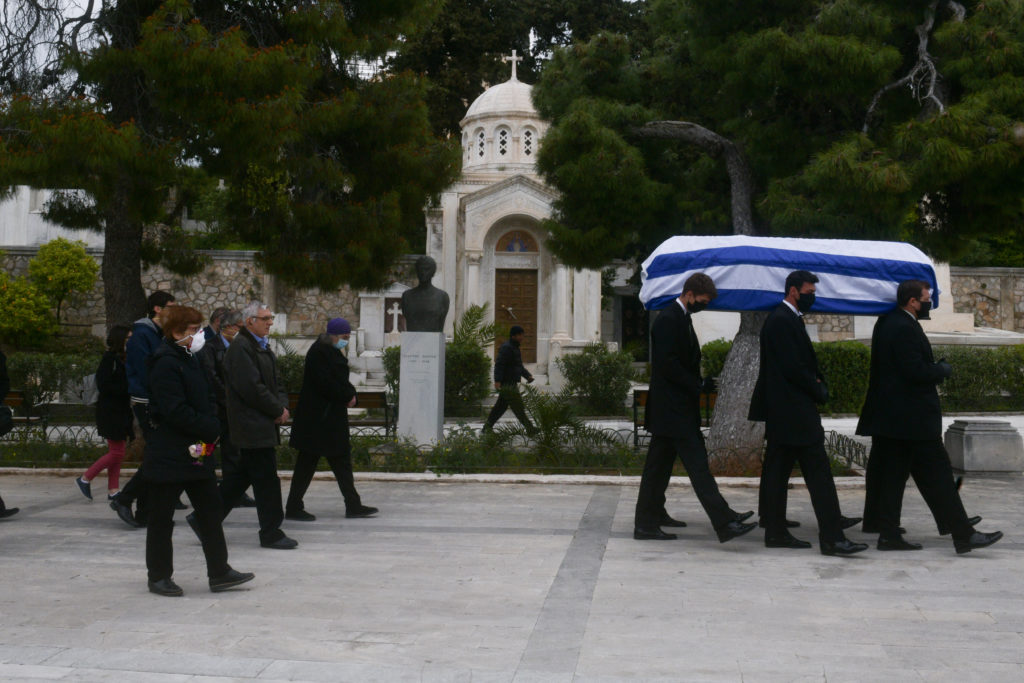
xmin=949 ymin=266 xmax=1024 ymax=332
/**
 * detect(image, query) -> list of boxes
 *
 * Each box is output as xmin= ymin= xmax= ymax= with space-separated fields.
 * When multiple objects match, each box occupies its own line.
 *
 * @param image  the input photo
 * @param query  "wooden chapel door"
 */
xmin=494 ymin=269 xmax=538 ymax=363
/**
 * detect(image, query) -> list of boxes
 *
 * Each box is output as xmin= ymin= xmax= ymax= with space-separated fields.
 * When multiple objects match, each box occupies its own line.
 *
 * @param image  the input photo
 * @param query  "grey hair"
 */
xmin=220 ymin=309 xmax=243 ymax=327
xmin=241 ymin=301 xmax=269 ymax=322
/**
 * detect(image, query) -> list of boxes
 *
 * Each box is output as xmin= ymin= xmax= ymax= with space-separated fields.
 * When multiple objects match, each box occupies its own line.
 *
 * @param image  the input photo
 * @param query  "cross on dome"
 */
xmin=502 ymin=49 xmax=523 ymax=81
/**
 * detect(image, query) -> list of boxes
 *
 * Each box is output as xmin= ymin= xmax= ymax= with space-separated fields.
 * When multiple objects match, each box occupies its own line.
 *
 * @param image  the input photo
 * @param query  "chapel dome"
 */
xmin=463 ymin=77 xmax=536 ymax=122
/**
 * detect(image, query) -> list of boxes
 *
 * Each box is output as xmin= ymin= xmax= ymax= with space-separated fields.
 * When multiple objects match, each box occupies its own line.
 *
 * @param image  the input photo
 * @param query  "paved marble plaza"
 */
xmin=0 ymin=472 xmax=1021 ymax=682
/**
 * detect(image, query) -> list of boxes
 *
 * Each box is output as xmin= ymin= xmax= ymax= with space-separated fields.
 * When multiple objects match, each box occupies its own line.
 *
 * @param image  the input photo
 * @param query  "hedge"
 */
xmin=699 ymin=340 xmax=1024 ymax=414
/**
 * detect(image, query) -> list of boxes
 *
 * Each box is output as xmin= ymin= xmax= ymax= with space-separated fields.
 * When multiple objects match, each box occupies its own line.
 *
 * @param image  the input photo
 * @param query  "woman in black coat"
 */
xmin=77 ymin=325 xmax=134 ymax=501
xmin=140 ymin=305 xmax=253 ymax=597
xmin=284 ymin=317 xmax=377 ymax=520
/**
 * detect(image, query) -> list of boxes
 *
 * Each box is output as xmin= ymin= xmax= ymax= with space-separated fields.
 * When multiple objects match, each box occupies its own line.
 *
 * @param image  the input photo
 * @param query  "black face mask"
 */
xmin=687 ymin=301 xmax=707 ymax=314
xmin=796 ymin=292 xmax=815 ymax=313
xmin=916 ymin=301 xmax=932 ymax=320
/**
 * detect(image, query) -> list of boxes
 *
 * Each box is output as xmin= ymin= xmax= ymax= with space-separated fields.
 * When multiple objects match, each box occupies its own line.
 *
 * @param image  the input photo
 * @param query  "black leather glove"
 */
xmin=936 ymin=360 xmax=952 ymax=379
xmin=701 ymin=377 xmax=717 ymax=393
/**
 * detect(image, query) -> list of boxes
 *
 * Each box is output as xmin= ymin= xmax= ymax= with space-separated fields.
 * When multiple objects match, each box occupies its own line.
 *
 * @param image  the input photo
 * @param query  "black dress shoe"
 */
xmin=877 ymin=536 xmax=923 ymax=551
xmin=0 ymin=507 xmax=19 ymax=519
xmin=110 ymin=497 xmax=143 ymax=528
xmin=954 ymin=530 xmax=1003 ymax=554
xmin=660 ymin=514 xmax=687 ymax=528
xmin=148 ymin=578 xmax=184 ymax=597
xmin=862 ymin=523 xmax=906 ymax=534
xmin=717 ymin=520 xmax=756 ymax=543
xmin=734 ymin=511 xmax=754 ymax=523
xmin=238 ymin=492 xmax=257 ymax=508
xmin=346 ymin=505 xmax=379 ymax=518
xmin=633 ymin=527 xmax=677 ymax=540
xmin=260 ymin=535 xmax=299 ymax=549
xmin=820 ymin=538 xmax=869 ymax=556
xmin=940 ymin=515 xmax=982 ymax=536
xmin=759 ymin=518 xmax=800 ymax=528
xmin=285 ymin=510 xmax=317 ymax=521
xmin=765 ymin=533 xmax=812 ymax=549
xmin=209 ymin=568 xmax=255 ymax=592
xmin=840 ymin=516 xmax=862 ymax=530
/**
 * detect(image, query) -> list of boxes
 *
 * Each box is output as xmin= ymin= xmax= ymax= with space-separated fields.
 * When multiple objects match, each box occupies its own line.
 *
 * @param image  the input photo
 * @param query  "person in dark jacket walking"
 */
xmin=110 ymin=290 xmax=177 ymax=527
xmin=206 ymin=301 xmax=297 ymax=549
xmin=633 ymin=273 xmax=755 ymax=542
xmin=140 ymin=305 xmax=253 ymax=596
xmin=197 ymin=309 xmax=254 ymax=507
xmin=856 ymin=280 xmax=1002 ymax=554
xmin=285 ymin=318 xmax=378 ymax=521
xmin=482 ymin=325 xmax=535 ymax=434
xmin=0 ymin=348 xmax=17 ymax=519
xmin=749 ymin=270 xmax=866 ymax=556
xmin=77 ymin=325 xmax=134 ymax=501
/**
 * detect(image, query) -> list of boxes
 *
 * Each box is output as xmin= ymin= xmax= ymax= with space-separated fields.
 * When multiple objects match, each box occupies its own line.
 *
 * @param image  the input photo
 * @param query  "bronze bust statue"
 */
xmin=401 ymin=256 xmax=450 ymax=332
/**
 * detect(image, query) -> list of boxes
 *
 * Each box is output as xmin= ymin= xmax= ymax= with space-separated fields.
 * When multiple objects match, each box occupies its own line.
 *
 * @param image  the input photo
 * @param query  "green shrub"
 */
xmin=444 ymin=342 xmax=491 ymax=417
xmin=815 ymin=341 xmax=871 ymax=414
xmin=556 ymin=342 xmax=635 ymax=415
xmin=5 ymin=352 xmax=101 ymax=411
xmin=936 ymin=344 xmax=1024 ymax=411
xmin=28 ymin=238 xmax=99 ymax=323
xmin=0 ymin=270 xmax=58 ymax=347
xmin=275 ymin=352 xmax=305 ymax=394
xmin=382 ymin=345 xmax=400 ymax=402
xmin=700 ymin=338 xmax=732 ymax=379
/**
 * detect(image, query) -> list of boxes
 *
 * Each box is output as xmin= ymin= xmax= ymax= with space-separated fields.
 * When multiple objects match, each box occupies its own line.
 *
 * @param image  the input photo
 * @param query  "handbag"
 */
xmin=0 ymin=406 xmax=13 ymax=437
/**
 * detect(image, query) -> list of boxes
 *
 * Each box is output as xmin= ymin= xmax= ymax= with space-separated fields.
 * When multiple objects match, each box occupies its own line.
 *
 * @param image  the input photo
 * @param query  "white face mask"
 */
xmin=178 ymin=332 xmax=206 ymax=355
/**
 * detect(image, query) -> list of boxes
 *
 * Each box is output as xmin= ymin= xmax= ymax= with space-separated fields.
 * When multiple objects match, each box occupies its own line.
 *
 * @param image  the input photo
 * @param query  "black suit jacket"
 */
xmin=857 ymin=310 xmax=946 ymax=440
xmin=289 ymin=335 xmax=357 ymax=453
xmin=749 ymin=303 xmax=826 ymax=446
xmin=645 ymin=301 xmax=703 ymax=437
xmin=494 ymin=340 xmax=532 ymax=385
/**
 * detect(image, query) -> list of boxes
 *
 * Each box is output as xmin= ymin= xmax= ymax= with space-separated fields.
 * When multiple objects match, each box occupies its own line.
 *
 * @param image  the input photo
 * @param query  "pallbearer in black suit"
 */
xmin=634 ymin=273 xmax=756 ymax=542
xmin=857 ymin=280 xmax=1002 ymax=554
xmin=749 ymin=270 xmax=867 ymax=556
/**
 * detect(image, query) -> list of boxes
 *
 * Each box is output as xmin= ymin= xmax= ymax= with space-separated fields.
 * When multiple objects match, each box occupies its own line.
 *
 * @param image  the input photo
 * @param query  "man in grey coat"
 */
xmin=206 ymin=301 xmax=297 ymax=549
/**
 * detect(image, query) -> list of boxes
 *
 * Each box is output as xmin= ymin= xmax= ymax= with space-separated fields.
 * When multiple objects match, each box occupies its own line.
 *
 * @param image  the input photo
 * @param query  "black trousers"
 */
xmin=760 ymin=440 xmax=843 ymax=542
xmin=119 ymin=404 xmax=155 ymax=520
xmin=484 ymin=385 xmax=534 ymax=432
xmin=146 ymin=478 xmax=229 ymax=582
xmin=874 ymin=436 xmax=973 ymax=541
xmin=634 ymin=431 xmax=735 ymax=530
xmin=286 ymin=445 xmax=362 ymax=513
xmin=219 ymin=446 xmax=285 ymax=544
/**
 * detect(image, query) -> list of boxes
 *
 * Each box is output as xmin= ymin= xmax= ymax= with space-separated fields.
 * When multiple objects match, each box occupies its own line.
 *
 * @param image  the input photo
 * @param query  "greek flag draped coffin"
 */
xmin=639 ymin=235 xmax=939 ymax=314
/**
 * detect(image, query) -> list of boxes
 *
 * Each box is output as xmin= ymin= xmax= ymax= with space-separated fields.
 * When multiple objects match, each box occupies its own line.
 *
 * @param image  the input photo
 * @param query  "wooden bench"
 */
xmin=2 ymin=390 xmax=49 ymax=440
xmin=632 ymin=387 xmax=718 ymax=448
xmin=285 ymin=390 xmax=395 ymax=436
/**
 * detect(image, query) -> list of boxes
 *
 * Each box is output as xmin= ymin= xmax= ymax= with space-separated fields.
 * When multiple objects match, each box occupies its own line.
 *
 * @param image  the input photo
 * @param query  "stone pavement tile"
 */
xmin=0 ymin=662 xmax=70 ymax=681
xmin=38 ymin=647 xmax=272 ymax=678
xmin=0 ymin=645 xmax=65 ymax=666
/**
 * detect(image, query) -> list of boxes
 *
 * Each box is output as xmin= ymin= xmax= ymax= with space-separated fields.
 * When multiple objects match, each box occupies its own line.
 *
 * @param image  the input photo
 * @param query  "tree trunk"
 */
xmin=632 ymin=119 xmax=766 ymax=471
xmin=705 ymin=311 xmax=766 ymax=472
xmin=102 ymin=206 xmax=147 ymax=327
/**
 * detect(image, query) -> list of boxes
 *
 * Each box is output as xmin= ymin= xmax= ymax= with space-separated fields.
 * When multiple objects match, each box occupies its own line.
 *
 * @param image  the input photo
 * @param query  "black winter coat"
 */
xmin=494 ymin=340 xmax=532 ymax=385
xmin=223 ymin=327 xmax=287 ymax=449
xmin=645 ymin=302 xmax=703 ymax=437
xmin=95 ymin=350 xmax=133 ymax=440
xmin=197 ymin=333 xmax=229 ymax=429
xmin=748 ymin=303 xmax=827 ymax=446
xmin=289 ymin=335 xmax=357 ymax=453
xmin=857 ymin=310 xmax=947 ymax=440
xmin=139 ymin=340 xmax=220 ymax=482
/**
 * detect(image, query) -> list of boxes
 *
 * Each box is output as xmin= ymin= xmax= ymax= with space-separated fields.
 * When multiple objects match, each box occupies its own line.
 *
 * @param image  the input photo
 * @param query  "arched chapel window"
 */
xmin=523 ymin=129 xmax=534 ymax=156
xmin=477 ymin=130 xmax=486 ymax=158
xmin=496 ymin=230 xmax=539 ymax=253
xmin=498 ymin=128 xmax=509 ymax=156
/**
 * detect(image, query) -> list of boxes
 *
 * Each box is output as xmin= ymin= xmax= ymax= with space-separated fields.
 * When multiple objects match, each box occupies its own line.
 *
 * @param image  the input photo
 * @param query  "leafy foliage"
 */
xmin=5 ymin=352 xmax=101 ymax=411
xmin=533 ymin=1 xmax=1024 ymax=267
xmin=27 ymin=238 xmax=99 ymax=323
xmin=815 ymin=341 xmax=871 ymax=414
xmin=452 ymin=303 xmax=501 ymax=349
xmin=0 ymin=270 xmax=58 ymax=347
xmin=700 ymin=338 xmax=733 ymax=379
xmin=275 ymin=353 xmax=306 ymax=395
xmin=936 ymin=345 xmax=1024 ymax=411
xmin=556 ymin=342 xmax=636 ymax=415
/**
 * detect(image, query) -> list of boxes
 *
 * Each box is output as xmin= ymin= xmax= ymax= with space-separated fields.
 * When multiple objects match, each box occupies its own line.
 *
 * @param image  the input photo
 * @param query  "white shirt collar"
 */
xmin=903 ymin=308 xmax=918 ymax=321
xmin=675 ymin=298 xmax=688 ymax=314
xmin=782 ymin=299 xmax=801 ymax=317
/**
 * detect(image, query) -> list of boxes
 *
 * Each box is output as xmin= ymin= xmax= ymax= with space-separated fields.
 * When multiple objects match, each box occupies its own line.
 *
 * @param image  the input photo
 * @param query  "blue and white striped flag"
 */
xmin=640 ymin=235 xmax=939 ymax=313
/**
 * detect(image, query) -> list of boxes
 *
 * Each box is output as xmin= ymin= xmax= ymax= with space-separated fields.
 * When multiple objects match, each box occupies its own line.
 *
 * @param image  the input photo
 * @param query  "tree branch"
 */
xmin=631 ymin=120 xmax=757 ymax=235
xmin=863 ymin=1 xmax=966 ymax=133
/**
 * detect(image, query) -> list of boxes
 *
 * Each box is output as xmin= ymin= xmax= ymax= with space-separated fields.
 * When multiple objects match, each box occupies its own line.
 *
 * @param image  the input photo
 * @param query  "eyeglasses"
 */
xmin=252 ymin=315 xmax=274 ymax=322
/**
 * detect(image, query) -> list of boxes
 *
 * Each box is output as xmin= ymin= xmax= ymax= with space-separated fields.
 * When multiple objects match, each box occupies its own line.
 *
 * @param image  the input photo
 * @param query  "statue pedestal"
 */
xmin=397 ymin=332 xmax=445 ymax=446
